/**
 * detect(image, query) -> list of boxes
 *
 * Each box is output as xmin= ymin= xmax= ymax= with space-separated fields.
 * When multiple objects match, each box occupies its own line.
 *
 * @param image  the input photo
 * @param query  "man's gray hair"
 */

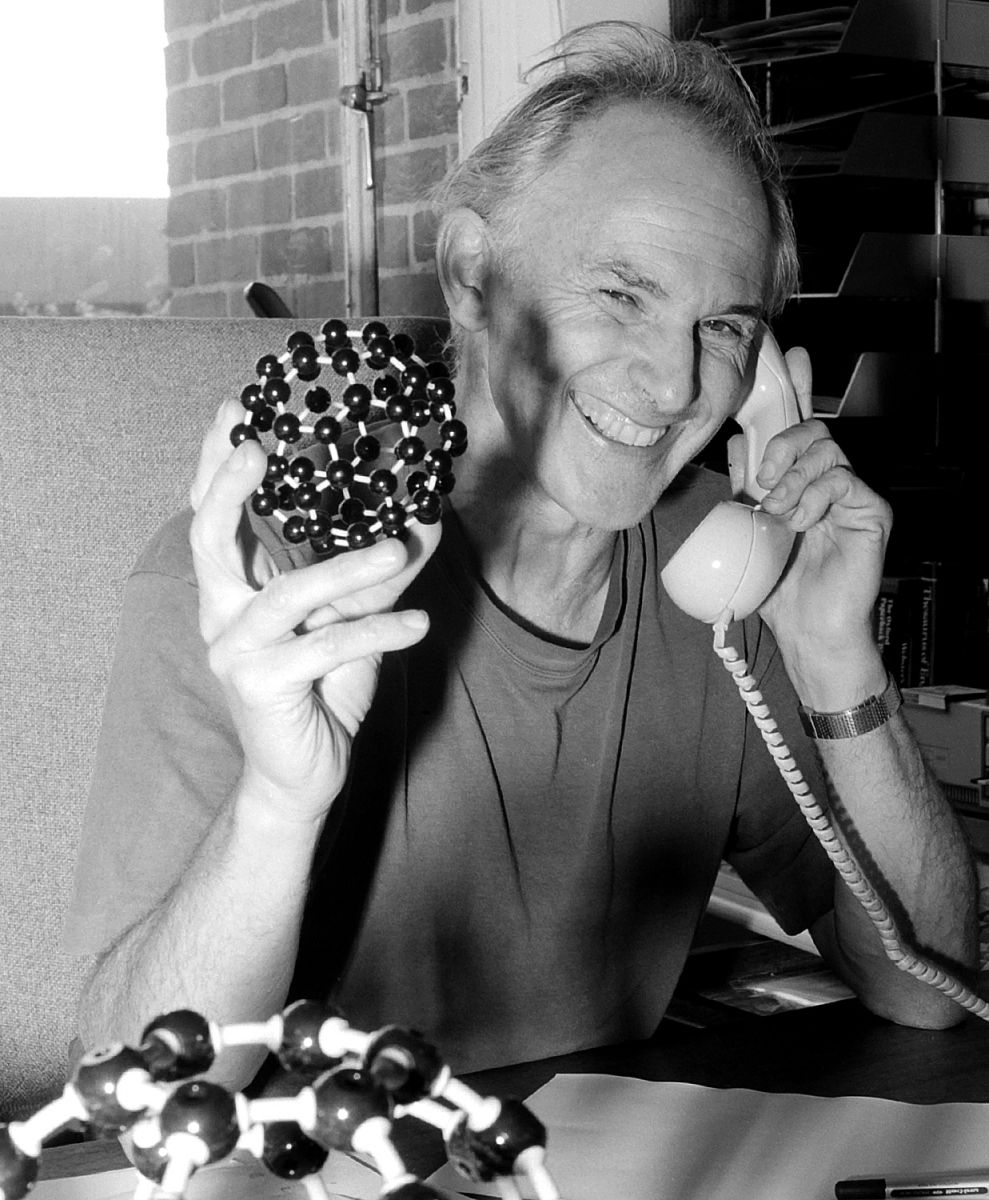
xmin=432 ymin=21 xmax=798 ymax=314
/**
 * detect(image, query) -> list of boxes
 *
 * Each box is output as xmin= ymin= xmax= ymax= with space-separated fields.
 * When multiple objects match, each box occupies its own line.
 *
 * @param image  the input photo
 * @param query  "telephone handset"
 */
xmin=660 ymin=326 xmax=811 ymax=625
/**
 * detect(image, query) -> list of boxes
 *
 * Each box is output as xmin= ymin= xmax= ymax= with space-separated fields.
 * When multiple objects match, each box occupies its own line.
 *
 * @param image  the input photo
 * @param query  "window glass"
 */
xmin=0 ymin=4 xmax=169 ymax=316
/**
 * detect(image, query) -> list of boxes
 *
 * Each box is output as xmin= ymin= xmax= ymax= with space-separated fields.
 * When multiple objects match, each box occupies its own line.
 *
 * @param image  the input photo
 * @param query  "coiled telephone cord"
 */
xmin=713 ymin=621 xmax=989 ymax=1021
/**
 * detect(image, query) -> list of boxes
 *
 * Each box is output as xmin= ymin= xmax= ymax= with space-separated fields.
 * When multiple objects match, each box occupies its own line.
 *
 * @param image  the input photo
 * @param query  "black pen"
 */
xmin=835 ymin=1172 xmax=989 ymax=1198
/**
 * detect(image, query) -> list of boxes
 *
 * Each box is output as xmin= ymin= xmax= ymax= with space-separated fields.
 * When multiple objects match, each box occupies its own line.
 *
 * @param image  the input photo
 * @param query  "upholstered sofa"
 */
xmin=0 ymin=313 xmax=446 ymax=1119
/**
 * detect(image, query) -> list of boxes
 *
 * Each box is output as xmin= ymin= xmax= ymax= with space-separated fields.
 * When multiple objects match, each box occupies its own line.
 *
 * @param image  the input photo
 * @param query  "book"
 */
xmin=921 ymin=561 xmax=989 ymax=688
xmin=874 ymin=574 xmax=924 ymax=688
xmin=875 ymin=564 xmax=989 ymax=690
xmin=901 ymin=683 xmax=988 ymax=710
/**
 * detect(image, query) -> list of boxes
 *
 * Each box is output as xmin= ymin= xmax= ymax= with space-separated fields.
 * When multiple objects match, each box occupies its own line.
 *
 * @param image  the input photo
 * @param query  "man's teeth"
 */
xmin=572 ymin=393 xmax=668 ymax=447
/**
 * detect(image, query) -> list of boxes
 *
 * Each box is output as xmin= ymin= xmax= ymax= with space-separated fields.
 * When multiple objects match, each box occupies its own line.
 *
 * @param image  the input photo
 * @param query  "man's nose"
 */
xmin=626 ymin=332 xmax=697 ymax=414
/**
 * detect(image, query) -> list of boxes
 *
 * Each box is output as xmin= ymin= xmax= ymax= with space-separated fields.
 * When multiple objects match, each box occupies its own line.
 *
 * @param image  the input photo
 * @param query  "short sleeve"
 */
xmin=724 ymin=623 xmax=836 ymax=936
xmin=63 ymin=510 xmax=244 ymax=957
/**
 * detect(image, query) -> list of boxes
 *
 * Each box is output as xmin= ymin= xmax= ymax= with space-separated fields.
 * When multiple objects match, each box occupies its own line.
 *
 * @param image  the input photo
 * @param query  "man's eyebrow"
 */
xmin=599 ymin=260 xmax=766 ymax=317
xmin=718 ymin=302 xmax=765 ymax=319
xmin=599 ymin=260 xmax=668 ymax=297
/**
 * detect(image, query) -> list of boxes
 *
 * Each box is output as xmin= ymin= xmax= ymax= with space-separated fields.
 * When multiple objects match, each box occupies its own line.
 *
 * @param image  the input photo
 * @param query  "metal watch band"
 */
xmin=798 ymin=674 xmax=902 ymax=740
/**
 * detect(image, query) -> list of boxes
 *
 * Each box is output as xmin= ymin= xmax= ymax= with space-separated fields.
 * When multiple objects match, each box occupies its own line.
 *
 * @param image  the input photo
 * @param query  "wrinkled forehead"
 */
xmin=503 ymin=101 xmax=764 ymax=222
xmin=500 ymin=101 xmax=771 ymax=284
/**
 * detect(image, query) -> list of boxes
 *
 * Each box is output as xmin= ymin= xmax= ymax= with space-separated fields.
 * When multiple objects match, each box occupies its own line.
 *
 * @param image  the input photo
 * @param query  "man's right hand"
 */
xmin=189 ymin=430 xmax=438 ymax=827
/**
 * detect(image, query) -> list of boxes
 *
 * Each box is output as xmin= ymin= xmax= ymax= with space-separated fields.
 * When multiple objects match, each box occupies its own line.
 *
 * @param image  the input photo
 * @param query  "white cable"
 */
xmin=713 ymin=621 xmax=989 ymax=1020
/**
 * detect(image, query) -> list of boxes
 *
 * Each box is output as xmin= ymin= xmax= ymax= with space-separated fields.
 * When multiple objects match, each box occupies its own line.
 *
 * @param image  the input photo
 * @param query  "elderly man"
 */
xmin=68 ymin=23 xmax=976 ymax=1089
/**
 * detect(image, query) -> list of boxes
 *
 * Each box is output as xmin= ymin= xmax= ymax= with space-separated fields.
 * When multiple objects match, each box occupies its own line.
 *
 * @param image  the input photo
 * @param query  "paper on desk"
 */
xmin=427 ymin=1074 xmax=989 ymax=1200
xmin=32 ymin=1148 xmax=393 ymax=1200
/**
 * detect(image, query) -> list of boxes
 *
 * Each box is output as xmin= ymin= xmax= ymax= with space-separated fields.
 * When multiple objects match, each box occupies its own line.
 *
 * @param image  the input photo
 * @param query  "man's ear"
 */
xmin=435 ymin=208 xmax=491 ymax=332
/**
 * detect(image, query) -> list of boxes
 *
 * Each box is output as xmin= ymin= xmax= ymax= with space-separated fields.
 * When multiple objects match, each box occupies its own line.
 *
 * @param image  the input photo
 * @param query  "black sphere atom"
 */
xmin=72 ymin=1044 xmax=149 ymax=1133
xmin=444 ymin=1100 xmax=546 ymax=1184
xmin=362 ymin=1025 xmax=444 ymax=1106
xmin=385 ymin=1182 xmax=448 ymax=1200
xmin=310 ymin=1066 xmax=390 ymax=1152
xmin=261 ymin=1121 xmax=329 ymax=1180
xmin=159 ymin=1081 xmax=239 ymax=1164
xmin=278 ymin=999 xmax=345 ymax=1073
xmin=258 ymin=1069 xmax=329 ymax=1180
xmin=140 ymin=1009 xmax=216 ymax=1081
xmin=230 ymin=320 xmax=466 ymax=556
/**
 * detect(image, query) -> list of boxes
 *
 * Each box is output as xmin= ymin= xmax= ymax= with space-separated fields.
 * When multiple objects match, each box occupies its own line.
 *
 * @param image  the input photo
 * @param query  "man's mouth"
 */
xmin=569 ymin=390 xmax=671 ymax=448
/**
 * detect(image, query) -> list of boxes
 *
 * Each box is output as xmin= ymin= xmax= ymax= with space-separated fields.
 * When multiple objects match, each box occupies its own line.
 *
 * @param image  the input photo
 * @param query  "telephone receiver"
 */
xmin=660 ymin=326 xmax=811 ymax=624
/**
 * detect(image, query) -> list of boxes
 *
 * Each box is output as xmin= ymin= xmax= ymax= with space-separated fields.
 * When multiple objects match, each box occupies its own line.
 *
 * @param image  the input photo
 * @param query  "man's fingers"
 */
xmin=327 ymin=521 xmax=443 ymax=620
xmin=755 ymin=418 xmax=843 ymax=495
xmin=783 ymin=345 xmax=813 ymax=417
xmin=191 ymin=439 xmax=267 ymax=556
xmin=784 ymin=465 xmax=891 ymax=535
xmin=279 ymin=608 xmax=429 ymax=689
xmin=212 ymin=607 xmax=430 ymax=699
xmin=189 ymin=399 xmax=245 ymax=511
xmin=759 ymin=429 xmax=891 ymax=536
xmin=190 ymin=440 xmax=269 ymax=637
xmin=230 ymin=537 xmax=412 ymax=648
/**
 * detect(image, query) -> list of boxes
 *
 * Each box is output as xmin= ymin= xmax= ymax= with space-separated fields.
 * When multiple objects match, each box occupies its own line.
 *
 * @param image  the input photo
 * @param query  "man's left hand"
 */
xmin=750 ymin=347 xmax=892 ymax=693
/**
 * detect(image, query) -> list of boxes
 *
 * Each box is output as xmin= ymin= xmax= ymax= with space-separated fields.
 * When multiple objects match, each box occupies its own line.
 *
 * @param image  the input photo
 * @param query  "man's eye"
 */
xmin=701 ymin=317 xmax=746 ymax=338
xmin=600 ymin=289 xmax=638 ymax=308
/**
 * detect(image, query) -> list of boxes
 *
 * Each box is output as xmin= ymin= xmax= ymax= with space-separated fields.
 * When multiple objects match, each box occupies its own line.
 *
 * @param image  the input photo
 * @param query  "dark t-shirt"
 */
xmin=65 ymin=466 xmax=833 ymax=1072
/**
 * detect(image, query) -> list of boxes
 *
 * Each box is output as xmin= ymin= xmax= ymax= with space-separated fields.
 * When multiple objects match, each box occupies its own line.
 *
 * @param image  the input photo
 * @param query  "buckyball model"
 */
xmin=0 ymin=1001 xmax=560 ymax=1200
xmin=228 ymin=319 xmax=467 ymax=555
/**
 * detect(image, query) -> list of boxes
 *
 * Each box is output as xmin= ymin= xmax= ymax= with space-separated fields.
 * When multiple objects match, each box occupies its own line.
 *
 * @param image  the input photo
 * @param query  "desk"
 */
xmin=36 ymin=998 xmax=989 ymax=1185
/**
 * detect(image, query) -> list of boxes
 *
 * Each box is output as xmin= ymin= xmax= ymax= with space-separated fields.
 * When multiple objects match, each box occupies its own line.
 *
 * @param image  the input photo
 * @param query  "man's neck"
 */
xmin=448 ymin=341 xmax=621 ymax=643
xmin=451 ymin=486 xmax=619 ymax=646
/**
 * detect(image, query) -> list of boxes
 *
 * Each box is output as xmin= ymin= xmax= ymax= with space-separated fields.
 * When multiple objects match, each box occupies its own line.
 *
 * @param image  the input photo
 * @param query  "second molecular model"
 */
xmin=0 ymin=999 xmax=559 ymax=1200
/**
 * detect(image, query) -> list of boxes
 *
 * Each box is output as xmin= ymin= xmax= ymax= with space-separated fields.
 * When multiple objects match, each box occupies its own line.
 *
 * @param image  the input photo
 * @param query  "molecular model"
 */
xmin=0 ymin=1001 xmax=560 ymax=1200
xmin=230 ymin=320 xmax=468 ymax=556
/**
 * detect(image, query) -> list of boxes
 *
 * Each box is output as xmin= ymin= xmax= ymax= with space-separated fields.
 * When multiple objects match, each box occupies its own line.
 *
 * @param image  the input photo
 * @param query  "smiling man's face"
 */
xmin=479 ymin=100 xmax=772 ymax=532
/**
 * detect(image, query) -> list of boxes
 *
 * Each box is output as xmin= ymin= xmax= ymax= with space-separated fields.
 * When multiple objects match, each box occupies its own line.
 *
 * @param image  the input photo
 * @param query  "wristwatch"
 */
xmin=798 ymin=674 xmax=902 ymax=740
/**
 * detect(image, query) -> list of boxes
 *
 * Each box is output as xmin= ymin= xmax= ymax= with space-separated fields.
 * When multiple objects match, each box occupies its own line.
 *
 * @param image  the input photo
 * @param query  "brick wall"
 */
xmin=162 ymin=0 xmax=458 ymax=318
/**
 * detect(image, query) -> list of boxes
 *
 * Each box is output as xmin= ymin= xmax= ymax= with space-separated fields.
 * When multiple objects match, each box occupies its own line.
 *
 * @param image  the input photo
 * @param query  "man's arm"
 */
xmin=78 ymin=776 xmax=320 ymax=1089
xmin=76 ymin=434 xmax=438 ymax=1089
xmin=754 ymin=349 xmax=978 ymax=1027
xmin=794 ymin=651 xmax=977 ymax=1028
xmin=806 ymin=700 xmax=979 ymax=1032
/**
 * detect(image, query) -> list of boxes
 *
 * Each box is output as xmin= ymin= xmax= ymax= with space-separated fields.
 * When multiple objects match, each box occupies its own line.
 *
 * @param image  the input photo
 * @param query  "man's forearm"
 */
xmin=77 ymin=779 xmax=322 ymax=1090
xmin=809 ymin=711 xmax=978 ymax=1028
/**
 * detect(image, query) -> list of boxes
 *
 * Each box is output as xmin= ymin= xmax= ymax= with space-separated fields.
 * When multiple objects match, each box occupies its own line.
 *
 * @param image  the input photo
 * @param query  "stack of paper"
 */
xmin=428 ymin=1075 xmax=989 ymax=1200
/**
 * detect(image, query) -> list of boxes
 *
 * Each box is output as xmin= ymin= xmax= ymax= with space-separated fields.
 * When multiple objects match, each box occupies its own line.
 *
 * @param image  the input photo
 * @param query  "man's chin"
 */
xmin=553 ymin=484 xmax=671 ymax=534
xmin=535 ymin=446 xmax=690 ymax=531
